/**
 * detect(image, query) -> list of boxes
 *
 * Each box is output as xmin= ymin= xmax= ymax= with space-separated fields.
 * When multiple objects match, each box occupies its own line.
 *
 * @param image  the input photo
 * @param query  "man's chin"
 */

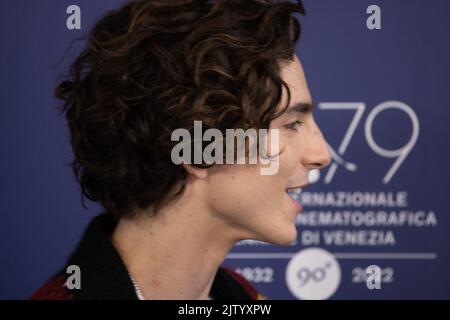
xmin=259 ymin=223 xmax=298 ymax=246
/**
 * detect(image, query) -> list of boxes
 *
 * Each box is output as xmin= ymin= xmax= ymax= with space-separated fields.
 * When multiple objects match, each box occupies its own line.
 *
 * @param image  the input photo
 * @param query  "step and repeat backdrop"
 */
xmin=1 ymin=0 xmax=449 ymax=299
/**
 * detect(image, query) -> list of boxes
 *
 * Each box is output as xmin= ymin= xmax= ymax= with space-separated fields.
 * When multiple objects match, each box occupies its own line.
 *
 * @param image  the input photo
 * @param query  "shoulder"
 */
xmin=221 ymin=267 xmax=268 ymax=300
xmin=30 ymin=274 xmax=74 ymax=300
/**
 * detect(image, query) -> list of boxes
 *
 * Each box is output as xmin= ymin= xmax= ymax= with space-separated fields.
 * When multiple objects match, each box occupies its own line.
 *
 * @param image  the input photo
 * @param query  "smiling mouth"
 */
xmin=285 ymin=186 xmax=305 ymax=213
xmin=285 ymin=187 xmax=302 ymax=197
xmin=285 ymin=183 xmax=308 ymax=198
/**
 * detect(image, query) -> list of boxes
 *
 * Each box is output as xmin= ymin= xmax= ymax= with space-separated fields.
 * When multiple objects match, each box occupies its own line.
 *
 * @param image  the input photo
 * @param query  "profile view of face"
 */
xmin=201 ymin=54 xmax=331 ymax=246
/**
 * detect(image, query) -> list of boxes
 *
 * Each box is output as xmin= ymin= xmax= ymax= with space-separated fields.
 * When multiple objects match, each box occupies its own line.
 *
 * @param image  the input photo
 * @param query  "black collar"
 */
xmin=64 ymin=213 xmax=253 ymax=300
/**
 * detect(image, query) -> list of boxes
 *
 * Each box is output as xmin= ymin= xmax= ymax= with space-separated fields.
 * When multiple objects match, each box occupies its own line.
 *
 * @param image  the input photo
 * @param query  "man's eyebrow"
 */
xmin=284 ymin=102 xmax=315 ymax=114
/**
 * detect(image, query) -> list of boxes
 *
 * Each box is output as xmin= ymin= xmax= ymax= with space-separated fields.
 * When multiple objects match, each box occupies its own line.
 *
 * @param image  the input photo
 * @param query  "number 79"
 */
xmin=318 ymin=101 xmax=420 ymax=184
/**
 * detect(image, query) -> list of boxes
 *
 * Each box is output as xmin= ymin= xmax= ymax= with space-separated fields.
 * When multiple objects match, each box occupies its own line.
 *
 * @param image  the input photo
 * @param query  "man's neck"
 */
xmin=111 ymin=199 xmax=238 ymax=300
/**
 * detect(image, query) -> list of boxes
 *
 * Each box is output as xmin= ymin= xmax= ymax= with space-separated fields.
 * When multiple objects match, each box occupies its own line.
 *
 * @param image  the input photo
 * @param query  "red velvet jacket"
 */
xmin=31 ymin=213 xmax=266 ymax=300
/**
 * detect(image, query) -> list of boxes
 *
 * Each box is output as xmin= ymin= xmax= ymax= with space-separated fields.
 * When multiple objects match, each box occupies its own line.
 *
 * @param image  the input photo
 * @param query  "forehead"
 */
xmin=278 ymin=55 xmax=312 ymax=107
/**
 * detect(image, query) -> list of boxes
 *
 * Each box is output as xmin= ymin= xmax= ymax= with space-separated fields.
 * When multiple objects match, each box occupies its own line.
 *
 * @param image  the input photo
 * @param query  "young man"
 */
xmin=32 ymin=0 xmax=331 ymax=300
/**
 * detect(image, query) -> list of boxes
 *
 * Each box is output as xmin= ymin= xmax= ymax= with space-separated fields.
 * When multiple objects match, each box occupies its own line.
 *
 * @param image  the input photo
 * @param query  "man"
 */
xmin=32 ymin=0 xmax=331 ymax=300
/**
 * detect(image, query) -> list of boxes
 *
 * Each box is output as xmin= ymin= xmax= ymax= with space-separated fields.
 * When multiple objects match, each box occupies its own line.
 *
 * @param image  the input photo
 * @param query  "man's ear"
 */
xmin=182 ymin=164 xmax=208 ymax=179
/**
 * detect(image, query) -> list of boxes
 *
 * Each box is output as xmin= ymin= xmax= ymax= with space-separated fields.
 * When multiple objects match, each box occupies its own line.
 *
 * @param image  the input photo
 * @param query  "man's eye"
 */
xmin=284 ymin=120 xmax=304 ymax=131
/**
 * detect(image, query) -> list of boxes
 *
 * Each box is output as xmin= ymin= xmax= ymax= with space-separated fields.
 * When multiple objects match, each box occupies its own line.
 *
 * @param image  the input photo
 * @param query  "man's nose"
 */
xmin=301 ymin=121 xmax=332 ymax=170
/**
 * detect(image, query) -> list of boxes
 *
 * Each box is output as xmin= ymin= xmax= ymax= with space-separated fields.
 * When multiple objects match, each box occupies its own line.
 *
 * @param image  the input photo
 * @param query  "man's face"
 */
xmin=204 ymin=55 xmax=331 ymax=245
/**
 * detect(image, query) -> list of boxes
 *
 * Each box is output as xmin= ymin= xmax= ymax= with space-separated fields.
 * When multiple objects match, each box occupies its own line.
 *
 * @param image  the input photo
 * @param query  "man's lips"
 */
xmin=285 ymin=183 xmax=308 ymax=213
xmin=285 ymin=183 xmax=309 ymax=191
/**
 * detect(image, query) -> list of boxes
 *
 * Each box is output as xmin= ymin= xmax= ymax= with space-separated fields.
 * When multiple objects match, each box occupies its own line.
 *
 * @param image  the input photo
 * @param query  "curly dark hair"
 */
xmin=56 ymin=0 xmax=305 ymax=218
